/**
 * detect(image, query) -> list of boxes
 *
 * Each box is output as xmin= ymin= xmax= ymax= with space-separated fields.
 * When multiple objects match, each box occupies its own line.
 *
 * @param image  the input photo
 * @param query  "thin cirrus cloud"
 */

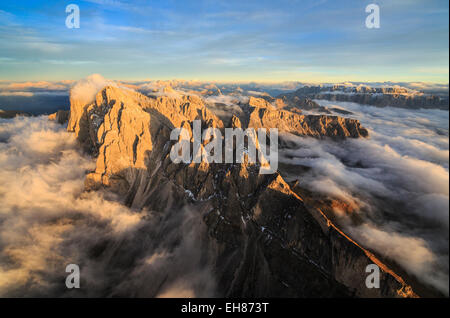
xmin=0 ymin=0 xmax=448 ymax=82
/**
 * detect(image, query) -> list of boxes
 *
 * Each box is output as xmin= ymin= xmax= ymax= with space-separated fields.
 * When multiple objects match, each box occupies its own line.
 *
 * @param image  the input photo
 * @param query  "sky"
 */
xmin=0 ymin=0 xmax=448 ymax=83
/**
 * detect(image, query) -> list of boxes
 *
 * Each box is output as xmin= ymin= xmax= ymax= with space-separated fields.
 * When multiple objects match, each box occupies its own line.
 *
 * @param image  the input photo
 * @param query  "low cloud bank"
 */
xmin=279 ymin=101 xmax=449 ymax=294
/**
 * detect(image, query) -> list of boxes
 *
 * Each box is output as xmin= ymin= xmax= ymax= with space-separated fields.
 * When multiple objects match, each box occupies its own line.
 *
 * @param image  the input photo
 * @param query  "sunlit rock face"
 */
xmin=66 ymin=84 xmax=416 ymax=297
xmin=247 ymin=107 xmax=368 ymax=138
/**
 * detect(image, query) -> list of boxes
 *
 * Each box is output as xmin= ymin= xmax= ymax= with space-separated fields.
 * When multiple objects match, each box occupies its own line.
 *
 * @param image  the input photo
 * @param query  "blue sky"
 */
xmin=0 ymin=0 xmax=448 ymax=82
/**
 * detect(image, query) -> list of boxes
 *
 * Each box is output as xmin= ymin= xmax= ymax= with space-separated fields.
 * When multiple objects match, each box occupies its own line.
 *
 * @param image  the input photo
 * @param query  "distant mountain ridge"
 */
xmin=278 ymin=84 xmax=449 ymax=110
xmin=0 ymin=109 xmax=31 ymax=118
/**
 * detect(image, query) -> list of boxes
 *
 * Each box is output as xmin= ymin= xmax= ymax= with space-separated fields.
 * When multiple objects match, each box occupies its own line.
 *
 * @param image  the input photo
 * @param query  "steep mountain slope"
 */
xmin=66 ymin=85 xmax=416 ymax=297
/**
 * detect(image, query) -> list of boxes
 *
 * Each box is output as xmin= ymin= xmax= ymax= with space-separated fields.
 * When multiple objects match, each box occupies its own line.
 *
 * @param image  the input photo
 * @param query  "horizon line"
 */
xmin=0 ymin=77 xmax=449 ymax=86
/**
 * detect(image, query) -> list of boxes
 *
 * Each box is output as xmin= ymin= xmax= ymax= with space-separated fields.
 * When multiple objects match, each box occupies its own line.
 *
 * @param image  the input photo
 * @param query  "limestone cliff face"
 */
xmin=248 ymin=96 xmax=275 ymax=110
xmin=68 ymin=86 xmax=224 ymax=192
xmin=221 ymin=96 xmax=368 ymax=138
xmin=247 ymin=106 xmax=368 ymax=138
xmin=67 ymin=85 xmax=415 ymax=298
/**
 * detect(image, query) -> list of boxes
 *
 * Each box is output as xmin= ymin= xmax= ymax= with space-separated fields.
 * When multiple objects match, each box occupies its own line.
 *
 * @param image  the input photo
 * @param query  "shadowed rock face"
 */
xmin=67 ymin=85 xmax=416 ymax=298
xmin=48 ymin=110 xmax=69 ymax=124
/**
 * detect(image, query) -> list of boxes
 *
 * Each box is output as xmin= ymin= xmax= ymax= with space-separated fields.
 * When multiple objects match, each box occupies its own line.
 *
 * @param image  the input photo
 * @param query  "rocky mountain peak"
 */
xmin=66 ymin=84 xmax=415 ymax=298
xmin=248 ymin=96 xmax=275 ymax=110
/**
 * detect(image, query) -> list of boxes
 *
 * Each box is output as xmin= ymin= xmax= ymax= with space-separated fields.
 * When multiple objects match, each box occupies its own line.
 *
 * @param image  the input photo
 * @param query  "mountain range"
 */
xmin=54 ymin=83 xmax=421 ymax=297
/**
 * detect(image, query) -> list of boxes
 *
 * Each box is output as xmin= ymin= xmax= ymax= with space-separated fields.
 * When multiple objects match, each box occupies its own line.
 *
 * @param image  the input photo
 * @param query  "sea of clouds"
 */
xmin=0 ymin=76 xmax=448 ymax=297
xmin=279 ymin=100 xmax=449 ymax=295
